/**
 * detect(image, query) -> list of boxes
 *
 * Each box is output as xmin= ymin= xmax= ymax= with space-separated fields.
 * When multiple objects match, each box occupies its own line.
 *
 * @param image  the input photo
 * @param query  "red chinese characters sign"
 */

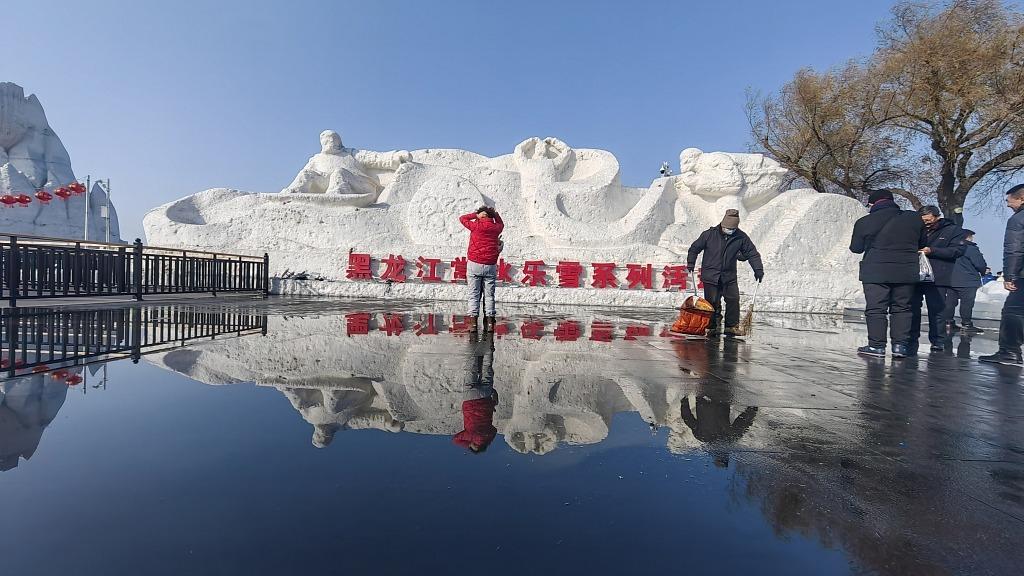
xmin=341 ymin=312 xmax=688 ymax=343
xmin=344 ymin=252 xmax=697 ymax=291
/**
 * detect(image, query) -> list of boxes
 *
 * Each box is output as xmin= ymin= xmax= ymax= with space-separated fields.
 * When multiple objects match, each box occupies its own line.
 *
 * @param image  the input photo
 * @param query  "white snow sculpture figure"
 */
xmin=282 ymin=130 xmax=412 ymax=207
xmin=676 ymin=147 xmax=789 ymax=213
xmin=511 ymin=136 xmax=676 ymax=245
xmin=0 ymin=83 xmax=121 ymax=240
xmin=0 ymin=83 xmax=74 ymax=188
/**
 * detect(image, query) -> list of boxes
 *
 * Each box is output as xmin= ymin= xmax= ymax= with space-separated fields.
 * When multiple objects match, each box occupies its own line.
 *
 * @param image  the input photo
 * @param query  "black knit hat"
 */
xmin=867 ymin=189 xmax=894 ymax=204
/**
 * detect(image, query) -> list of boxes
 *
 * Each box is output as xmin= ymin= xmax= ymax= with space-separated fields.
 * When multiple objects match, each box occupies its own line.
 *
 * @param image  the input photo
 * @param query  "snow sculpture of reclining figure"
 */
xmin=282 ymin=130 xmax=411 ymax=206
xmin=675 ymin=147 xmax=790 ymax=218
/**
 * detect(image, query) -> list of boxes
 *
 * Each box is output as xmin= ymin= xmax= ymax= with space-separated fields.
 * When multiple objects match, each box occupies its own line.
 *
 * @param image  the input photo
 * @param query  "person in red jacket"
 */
xmin=459 ymin=206 xmax=504 ymax=332
xmin=453 ymin=333 xmax=498 ymax=453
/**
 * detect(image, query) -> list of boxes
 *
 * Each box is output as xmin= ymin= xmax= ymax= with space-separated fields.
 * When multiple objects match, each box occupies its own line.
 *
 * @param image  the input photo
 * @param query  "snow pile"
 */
xmin=0 ymin=82 xmax=120 ymax=241
xmin=144 ymin=131 xmax=866 ymax=311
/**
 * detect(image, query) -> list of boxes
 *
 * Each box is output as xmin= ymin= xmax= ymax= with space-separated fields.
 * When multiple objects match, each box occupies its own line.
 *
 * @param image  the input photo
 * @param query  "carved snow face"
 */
xmin=685 ymin=151 xmax=744 ymax=198
xmin=319 ymin=130 xmax=343 ymax=154
xmin=513 ymin=136 xmax=572 ymax=182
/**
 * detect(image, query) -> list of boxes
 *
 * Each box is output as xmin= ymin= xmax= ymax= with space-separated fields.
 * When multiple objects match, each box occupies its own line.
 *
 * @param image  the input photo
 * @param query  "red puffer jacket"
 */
xmin=460 ymin=213 xmax=504 ymax=265
xmin=453 ymin=397 xmax=498 ymax=449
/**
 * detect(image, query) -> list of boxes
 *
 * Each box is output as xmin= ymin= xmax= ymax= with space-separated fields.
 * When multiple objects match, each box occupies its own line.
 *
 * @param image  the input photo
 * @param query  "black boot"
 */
xmin=468 ymin=315 xmax=479 ymax=332
xmin=979 ymin=350 xmax=1023 ymax=366
xmin=962 ymin=322 xmax=985 ymax=334
xmin=485 ymin=316 xmax=496 ymax=332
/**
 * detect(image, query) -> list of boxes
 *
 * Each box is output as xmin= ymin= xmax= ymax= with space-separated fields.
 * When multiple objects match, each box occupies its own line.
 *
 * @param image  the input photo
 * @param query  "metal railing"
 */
xmin=1 ymin=305 xmax=268 ymax=377
xmin=1 ymin=234 xmax=270 ymax=306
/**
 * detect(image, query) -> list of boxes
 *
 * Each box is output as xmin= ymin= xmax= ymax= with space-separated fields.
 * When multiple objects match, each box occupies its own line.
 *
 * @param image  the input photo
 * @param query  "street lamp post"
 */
xmin=82 ymin=176 xmax=111 ymax=242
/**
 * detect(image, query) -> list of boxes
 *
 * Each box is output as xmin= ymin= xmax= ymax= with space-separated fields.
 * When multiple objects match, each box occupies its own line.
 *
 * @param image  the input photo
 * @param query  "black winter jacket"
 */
xmin=687 ymin=226 xmax=763 ymax=285
xmin=850 ymin=204 xmax=927 ymax=284
xmin=923 ymin=218 xmax=968 ymax=286
xmin=951 ymin=243 xmax=987 ymax=288
xmin=1004 ymin=209 xmax=1024 ymax=282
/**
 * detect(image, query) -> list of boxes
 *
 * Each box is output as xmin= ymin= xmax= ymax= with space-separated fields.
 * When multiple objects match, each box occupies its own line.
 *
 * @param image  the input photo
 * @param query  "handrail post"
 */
xmin=211 ymin=253 xmax=217 ymax=297
xmin=263 ymin=252 xmax=270 ymax=297
xmin=132 ymin=238 xmax=144 ymax=301
xmin=8 ymin=236 xmax=18 ymax=308
xmin=129 ymin=306 xmax=142 ymax=363
xmin=5 ymin=309 xmax=17 ymax=376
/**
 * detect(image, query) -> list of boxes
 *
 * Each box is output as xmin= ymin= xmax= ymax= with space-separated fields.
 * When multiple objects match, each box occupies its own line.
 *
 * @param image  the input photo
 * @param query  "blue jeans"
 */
xmin=467 ymin=261 xmax=497 ymax=316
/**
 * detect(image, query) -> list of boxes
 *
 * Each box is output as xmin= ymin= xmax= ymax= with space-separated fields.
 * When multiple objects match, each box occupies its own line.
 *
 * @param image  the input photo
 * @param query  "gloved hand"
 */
xmin=754 ymin=270 xmax=764 ymax=283
xmin=687 ymin=265 xmax=695 ymax=273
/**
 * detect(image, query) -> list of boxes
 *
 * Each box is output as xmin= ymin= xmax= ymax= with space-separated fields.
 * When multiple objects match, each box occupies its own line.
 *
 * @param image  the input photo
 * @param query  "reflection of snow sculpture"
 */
xmin=281 ymin=383 xmax=402 ymax=448
xmin=145 ymin=131 xmax=867 ymax=312
xmin=282 ymin=130 xmax=411 ymax=207
xmin=145 ymin=307 xmax=722 ymax=454
xmin=0 ymin=375 xmax=69 ymax=471
xmin=0 ymin=82 xmax=121 ymax=240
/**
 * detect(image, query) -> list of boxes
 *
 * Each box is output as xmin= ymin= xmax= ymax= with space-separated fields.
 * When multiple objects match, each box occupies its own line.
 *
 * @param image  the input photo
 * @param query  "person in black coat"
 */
xmin=948 ymin=230 xmax=987 ymax=333
xmin=687 ymin=209 xmax=763 ymax=336
xmin=911 ymin=206 xmax=968 ymax=353
xmin=849 ymin=189 xmax=927 ymax=358
xmin=980 ymin=184 xmax=1024 ymax=366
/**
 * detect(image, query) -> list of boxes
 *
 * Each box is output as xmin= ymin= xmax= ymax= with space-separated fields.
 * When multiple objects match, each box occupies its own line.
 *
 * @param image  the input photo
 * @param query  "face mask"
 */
xmin=722 ymin=228 xmax=736 ymax=235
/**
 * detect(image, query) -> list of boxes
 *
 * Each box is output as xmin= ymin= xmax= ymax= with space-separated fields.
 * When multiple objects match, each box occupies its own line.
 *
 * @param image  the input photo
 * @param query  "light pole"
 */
xmin=82 ymin=176 xmax=111 ymax=242
xmin=95 ymin=179 xmax=112 ymax=243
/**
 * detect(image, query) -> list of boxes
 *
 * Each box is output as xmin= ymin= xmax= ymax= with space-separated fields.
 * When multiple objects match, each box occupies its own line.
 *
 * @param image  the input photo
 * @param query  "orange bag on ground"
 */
xmin=670 ymin=295 xmax=714 ymax=335
xmin=670 ymin=273 xmax=714 ymax=336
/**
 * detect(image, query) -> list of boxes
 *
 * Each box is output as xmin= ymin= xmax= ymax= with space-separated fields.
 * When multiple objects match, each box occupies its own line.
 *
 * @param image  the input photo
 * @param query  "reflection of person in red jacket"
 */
xmin=459 ymin=206 xmax=504 ymax=332
xmin=454 ymin=394 xmax=498 ymax=454
xmin=454 ymin=333 xmax=498 ymax=453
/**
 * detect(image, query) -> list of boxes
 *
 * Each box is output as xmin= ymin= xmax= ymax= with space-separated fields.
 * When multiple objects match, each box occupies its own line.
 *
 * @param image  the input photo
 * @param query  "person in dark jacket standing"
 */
xmin=687 ymin=209 xmax=763 ymax=337
xmin=459 ymin=206 xmax=504 ymax=332
xmin=849 ymin=189 xmax=927 ymax=358
xmin=910 ymin=206 xmax=967 ymax=353
xmin=980 ymin=184 xmax=1024 ymax=366
xmin=948 ymin=229 xmax=987 ymax=334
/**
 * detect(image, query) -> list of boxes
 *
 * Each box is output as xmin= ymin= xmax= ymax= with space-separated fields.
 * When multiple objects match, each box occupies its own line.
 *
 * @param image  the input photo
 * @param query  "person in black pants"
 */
xmin=687 ymin=209 xmax=764 ymax=337
xmin=980 ymin=184 xmax=1024 ymax=366
xmin=948 ymin=229 xmax=987 ymax=333
xmin=911 ymin=206 xmax=967 ymax=354
xmin=849 ymin=189 xmax=927 ymax=358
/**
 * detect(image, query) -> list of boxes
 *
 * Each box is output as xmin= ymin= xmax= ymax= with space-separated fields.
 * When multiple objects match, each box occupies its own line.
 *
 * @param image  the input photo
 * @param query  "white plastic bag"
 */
xmin=919 ymin=252 xmax=934 ymax=283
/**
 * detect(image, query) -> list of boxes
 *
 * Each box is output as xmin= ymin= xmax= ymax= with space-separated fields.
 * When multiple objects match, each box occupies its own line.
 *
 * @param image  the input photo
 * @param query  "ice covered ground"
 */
xmin=4 ymin=297 xmax=1021 ymax=575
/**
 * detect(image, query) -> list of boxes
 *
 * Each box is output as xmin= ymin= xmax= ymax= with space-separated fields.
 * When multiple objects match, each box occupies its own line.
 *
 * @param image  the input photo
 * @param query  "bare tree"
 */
xmin=749 ymin=0 xmax=1024 ymax=215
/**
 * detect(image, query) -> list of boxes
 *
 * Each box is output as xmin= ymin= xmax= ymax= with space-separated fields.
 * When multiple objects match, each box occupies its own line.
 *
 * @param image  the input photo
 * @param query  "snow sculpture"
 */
xmin=281 ymin=129 xmax=411 ymax=207
xmin=0 ymin=82 xmax=121 ymax=241
xmin=676 ymin=148 xmax=789 ymax=214
xmin=145 ymin=131 xmax=866 ymax=312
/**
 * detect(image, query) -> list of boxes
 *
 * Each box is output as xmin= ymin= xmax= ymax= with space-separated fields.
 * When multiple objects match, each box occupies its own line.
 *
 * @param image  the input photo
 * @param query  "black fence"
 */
xmin=1 ymin=305 xmax=268 ymax=378
xmin=1 ymin=234 xmax=269 ymax=306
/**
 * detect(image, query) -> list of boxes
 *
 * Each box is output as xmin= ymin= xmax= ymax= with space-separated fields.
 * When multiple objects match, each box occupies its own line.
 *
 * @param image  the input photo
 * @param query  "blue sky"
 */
xmin=4 ymin=0 xmax=1016 ymax=262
